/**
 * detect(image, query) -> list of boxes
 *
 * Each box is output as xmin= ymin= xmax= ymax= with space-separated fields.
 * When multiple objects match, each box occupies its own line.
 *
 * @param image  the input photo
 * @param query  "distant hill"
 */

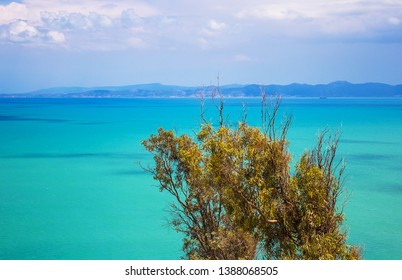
xmin=1 ymin=81 xmax=402 ymax=98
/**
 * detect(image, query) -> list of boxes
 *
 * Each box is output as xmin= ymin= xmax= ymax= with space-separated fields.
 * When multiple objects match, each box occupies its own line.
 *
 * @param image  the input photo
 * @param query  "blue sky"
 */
xmin=1 ymin=0 xmax=402 ymax=93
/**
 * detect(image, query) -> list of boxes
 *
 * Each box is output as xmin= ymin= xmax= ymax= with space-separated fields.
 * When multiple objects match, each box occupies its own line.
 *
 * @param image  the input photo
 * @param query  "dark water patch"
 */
xmin=111 ymin=169 xmax=147 ymax=176
xmin=0 ymin=98 xmax=92 ymax=106
xmin=0 ymin=115 xmax=70 ymax=123
xmin=373 ymin=183 xmax=402 ymax=194
xmin=77 ymin=122 xmax=107 ymax=125
xmin=391 ymin=164 xmax=402 ymax=174
xmin=341 ymin=139 xmax=398 ymax=145
xmin=1 ymin=152 xmax=148 ymax=160
xmin=235 ymin=100 xmax=402 ymax=108
xmin=346 ymin=153 xmax=396 ymax=161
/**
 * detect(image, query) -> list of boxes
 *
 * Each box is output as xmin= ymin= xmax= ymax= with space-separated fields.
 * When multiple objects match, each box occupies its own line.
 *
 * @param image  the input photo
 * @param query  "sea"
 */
xmin=0 ymin=97 xmax=401 ymax=260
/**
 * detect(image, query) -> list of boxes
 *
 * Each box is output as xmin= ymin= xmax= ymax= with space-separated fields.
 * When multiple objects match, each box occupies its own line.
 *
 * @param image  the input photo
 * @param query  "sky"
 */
xmin=0 ymin=0 xmax=402 ymax=93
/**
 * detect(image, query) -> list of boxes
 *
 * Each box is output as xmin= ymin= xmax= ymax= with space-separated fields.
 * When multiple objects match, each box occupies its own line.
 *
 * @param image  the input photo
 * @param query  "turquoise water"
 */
xmin=0 ymin=98 xmax=401 ymax=260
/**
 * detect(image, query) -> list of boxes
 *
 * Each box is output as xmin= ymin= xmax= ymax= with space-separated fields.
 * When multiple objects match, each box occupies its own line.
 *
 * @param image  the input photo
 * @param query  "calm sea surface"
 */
xmin=0 ymin=98 xmax=401 ymax=260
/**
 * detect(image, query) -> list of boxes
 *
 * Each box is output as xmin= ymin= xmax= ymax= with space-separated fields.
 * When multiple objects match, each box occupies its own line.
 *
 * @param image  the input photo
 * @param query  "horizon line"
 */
xmin=3 ymin=80 xmax=402 ymax=95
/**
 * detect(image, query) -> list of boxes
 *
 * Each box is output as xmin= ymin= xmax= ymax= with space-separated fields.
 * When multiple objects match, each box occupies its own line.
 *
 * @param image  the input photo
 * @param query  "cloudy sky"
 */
xmin=1 ymin=0 xmax=402 ymax=93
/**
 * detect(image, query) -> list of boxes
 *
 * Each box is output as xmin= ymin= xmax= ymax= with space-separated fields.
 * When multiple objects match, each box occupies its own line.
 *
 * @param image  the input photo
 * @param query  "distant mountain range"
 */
xmin=1 ymin=81 xmax=402 ymax=98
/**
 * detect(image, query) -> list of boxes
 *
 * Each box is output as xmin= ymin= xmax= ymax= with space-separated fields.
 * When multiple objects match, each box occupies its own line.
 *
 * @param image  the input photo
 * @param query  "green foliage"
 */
xmin=141 ymin=96 xmax=361 ymax=260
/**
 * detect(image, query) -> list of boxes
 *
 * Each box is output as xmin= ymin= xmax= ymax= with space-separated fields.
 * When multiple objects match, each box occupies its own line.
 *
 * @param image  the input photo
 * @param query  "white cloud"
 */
xmin=121 ymin=9 xmax=143 ymax=27
xmin=236 ymin=5 xmax=299 ymax=21
xmin=1 ymin=0 xmax=402 ymax=50
xmin=234 ymin=0 xmax=402 ymax=37
xmin=88 ymin=12 xmax=113 ymax=28
xmin=0 ymin=2 xmax=28 ymax=24
xmin=197 ymin=20 xmax=231 ymax=50
xmin=0 ymin=1 xmax=167 ymax=49
xmin=41 ymin=11 xmax=113 ymax=31
xmin=5 ymin=20 xmax=38 ymax=42
xmin=22 ymin=0 xmax=159 ymax=19
xmin=234 ymin=54 xmax=252 ymax=62
xmin=59 ymin=12 xmax=92 ymax=30
xmin=389 ymin=17 xmax=401 ymax=25
xmin=208 ymin=19 xmax=226 ymax=31
xmin=46 ymin=30 xmax=65 ymax=43
xmin=127 ymin=36 xmax=145 ymax=48
xmin=201 ymin=19 xmax=227 ymax=37
xmin=0 ymin=19 xmax=66 ymax=45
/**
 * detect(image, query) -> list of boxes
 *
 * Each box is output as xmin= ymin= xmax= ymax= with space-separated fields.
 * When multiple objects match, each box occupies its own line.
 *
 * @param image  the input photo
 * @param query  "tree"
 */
xmin=141 ymin=92 xmax=361 ymax=260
